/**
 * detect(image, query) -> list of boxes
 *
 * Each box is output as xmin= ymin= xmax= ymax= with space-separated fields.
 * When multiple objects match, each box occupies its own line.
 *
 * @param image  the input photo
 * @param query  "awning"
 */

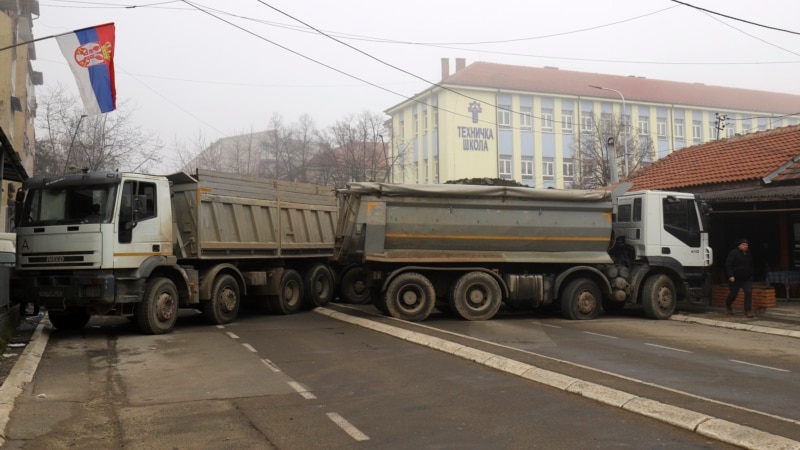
xmin=699 ymin=184 xmax=800 ymax=202
xmin=0 ymin=128 xmax=28 ymax=183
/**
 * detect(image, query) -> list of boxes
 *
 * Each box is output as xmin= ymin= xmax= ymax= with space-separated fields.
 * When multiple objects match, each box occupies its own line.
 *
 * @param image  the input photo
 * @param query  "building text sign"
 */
xmin=458 ymin=101 xmax=494 ymax=151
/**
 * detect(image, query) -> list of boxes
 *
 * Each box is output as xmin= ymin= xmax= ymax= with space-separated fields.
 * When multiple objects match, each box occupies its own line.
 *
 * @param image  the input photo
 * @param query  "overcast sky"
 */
xmin=33 ymin=0 xmax=800 ymax=171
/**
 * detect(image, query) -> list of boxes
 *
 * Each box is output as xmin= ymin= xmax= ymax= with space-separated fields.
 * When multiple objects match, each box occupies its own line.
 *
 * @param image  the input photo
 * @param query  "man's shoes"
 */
xmin=726 ymin=306 xmax=734 ymax=315
xmin=745 ymin=311 xmax=755 ymax=318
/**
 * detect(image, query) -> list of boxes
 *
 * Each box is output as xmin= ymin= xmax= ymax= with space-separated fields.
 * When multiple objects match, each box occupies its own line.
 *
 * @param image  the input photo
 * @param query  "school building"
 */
xmin=385 ymin=59 xmax=800 ymax=187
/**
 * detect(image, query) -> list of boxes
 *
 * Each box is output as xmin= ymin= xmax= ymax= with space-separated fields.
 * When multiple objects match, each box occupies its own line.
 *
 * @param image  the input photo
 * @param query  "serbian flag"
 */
xmin=56 ymin=23 xmax=116 ymax=115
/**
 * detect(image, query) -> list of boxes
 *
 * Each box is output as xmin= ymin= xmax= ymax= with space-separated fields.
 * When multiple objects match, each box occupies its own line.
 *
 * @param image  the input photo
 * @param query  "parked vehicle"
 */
xmin=12 ymin=169 xmax=337 ymax=334
xmin=332 ymin=182 xmax=712 ymax=321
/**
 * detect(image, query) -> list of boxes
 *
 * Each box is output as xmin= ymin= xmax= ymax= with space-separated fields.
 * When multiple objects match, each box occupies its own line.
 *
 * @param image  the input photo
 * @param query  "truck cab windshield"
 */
xmin=21 ymin=185 xmax=117 ymax=226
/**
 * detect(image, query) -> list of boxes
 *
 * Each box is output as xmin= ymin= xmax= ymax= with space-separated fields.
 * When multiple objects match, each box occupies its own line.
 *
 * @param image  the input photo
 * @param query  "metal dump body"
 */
xmin=170 ymin=170 xmax=337 ymax=260
xmin=334 ymin=183 xmax=615 ymax=265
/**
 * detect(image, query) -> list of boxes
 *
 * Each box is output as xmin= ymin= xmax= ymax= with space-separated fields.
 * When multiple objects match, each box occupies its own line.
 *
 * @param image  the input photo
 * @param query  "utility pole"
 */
xmin=590 ymin=85 xmax=628 ymax=176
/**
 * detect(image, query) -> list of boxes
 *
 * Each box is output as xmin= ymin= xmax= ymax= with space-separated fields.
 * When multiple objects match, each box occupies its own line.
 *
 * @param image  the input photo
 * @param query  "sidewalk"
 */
xmin=673 ymin=300 xmax=800 ymax=338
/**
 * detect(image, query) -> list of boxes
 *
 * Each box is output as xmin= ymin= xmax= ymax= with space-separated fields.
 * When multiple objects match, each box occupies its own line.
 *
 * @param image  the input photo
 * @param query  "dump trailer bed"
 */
xmin=334 ymin=183 xmax=615 ymax=265
xmin=169 ymin=170 xmax=338 ymax=260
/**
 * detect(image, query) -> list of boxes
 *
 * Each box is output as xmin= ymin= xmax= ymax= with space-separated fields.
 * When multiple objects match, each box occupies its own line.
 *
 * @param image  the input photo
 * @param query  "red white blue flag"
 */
xmin=56 ymin=23 xmax=116 ymax=115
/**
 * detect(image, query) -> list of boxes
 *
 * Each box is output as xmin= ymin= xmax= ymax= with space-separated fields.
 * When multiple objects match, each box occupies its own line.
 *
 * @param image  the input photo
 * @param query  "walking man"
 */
xmin=725 ymin=238 xmax=755 ymax=318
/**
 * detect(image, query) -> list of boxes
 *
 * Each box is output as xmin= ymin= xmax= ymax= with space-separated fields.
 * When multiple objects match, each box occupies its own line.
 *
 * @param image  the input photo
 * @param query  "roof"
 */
xmin=439 ymin=62 xmax=800 ymax=115
xmin=625 ymin=124 xmax=800 ymax=191
xmin=0 ymin=128 xmax=28 ymax=183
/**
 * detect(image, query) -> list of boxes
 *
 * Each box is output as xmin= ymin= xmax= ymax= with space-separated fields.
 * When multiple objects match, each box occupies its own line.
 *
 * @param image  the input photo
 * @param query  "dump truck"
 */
xmin=332 ymin=183 xmax=712 ymax=322
xmin=12 ymin=169 xmax=337 ymax=334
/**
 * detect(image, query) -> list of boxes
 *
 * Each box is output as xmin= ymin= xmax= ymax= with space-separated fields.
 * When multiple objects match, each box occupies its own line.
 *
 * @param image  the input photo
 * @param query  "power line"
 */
xmin=670 ymin=0 xmax=800 ymax=36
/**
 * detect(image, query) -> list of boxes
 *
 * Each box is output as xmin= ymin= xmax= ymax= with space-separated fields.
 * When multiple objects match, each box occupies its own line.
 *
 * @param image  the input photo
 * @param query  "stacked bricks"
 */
xmin=711 ymin=283 xmax=776 ymax=309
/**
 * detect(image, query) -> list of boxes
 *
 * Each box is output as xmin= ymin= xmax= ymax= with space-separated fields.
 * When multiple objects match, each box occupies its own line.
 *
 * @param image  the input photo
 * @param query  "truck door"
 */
xmin=661 ymin=196 xmax=708 ymax=267
xmin=115 ymin=180 xmax=165 ymax=267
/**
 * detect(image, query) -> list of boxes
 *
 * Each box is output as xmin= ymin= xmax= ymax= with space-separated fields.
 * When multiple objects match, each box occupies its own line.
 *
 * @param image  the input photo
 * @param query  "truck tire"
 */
xmin=303 ymin=264 xmax=334 ymax=308
xmin=339 ymin=266 xmax=370 ymax=304
xmin=48 ymin=308 xmax=90 ymax=331
xmin=384 ymin=272 xmax=436 ymax=322
xmin=641 ymin=274 xmax=676 ymax=320
xmin=268 ymin=269 xmax=304 ymax=315
xmin=449 ymin=272 xmax=502 ymax=321
xmin=561 ymin=278 xmax=602 ymax=320
xmin=136 ymin=277 xmax=179 ymax=335
xmin=203 ymin=274 xmax=240 ymax=325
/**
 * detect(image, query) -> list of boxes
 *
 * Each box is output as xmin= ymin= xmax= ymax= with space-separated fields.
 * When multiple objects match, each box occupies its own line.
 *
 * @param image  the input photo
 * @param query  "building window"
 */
xmin=657 ymin=118 xmax=667 ymax=138
xmin=520 ymin=108 xmax=532 ymax=130
xmin=563 ymin=160 xmax=574 ymax=179
xmin=581 ymin=112 xmax=593 ymax=133
xmin=562 ymin=111 xmax=573 ymax=132
xmin=541 ymin=108 xmax=553 ymax=132
xmin=692 ymin=120 xmax=702 ymax=140
xmin=521 ymin=159 xmax=533 ymax=178
xmin=601 ymin=112 xmax=613 ymax=132
xmin=422 ymin=109 xmax=428 ymax=134
xmin=498 ymin=108 xmax=512 ymax=128
xmin=413 ymin=112 xmax=419 ymax=134
xmin=709 ymin=123 xmax=717 ymax=139
xmin=399 ymin=120 xmax=405 ymax=142
xmin=674 ymin=119 xmax=684 ymax=139
xmin=433 ymin=108 xmax=439 ymax=131
xmin=638 ymin=116 xmax=649 ymax=135
xmin=433 ymin=157 xmax=439 ymax=183
xmin=499 ymin=158 xmax=512 ymax=177
xmin=543 ymin=158 xmax=554 ymax=178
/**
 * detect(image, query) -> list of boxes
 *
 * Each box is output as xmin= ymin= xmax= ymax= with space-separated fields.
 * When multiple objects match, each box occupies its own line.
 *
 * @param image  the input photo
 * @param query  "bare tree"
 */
xmin=35 ymin=85 xmax=164 ymax=176
xmin=314 ymin=111 xmax=389 ymax=187
xmin=574 ymin=112 xmax=653 ymax=189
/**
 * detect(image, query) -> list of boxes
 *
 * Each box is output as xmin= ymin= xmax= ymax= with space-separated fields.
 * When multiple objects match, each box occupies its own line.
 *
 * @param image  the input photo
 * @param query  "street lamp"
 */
xmin=589 ymin=85 xmax=628 ymax=177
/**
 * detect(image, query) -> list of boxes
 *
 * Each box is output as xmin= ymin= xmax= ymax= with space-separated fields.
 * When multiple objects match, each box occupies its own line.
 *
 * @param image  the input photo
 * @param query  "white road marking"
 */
xmin=242 ymin=343 xmax=257 ymax=353
xmin=539 ymin=323 xmax=561 ymax=329
xmin=583 ymin=331 xmax=618 ymax=339
xmin=327 ymin=412 xmax=370 ymax=441
xmin=261 ymin=358 xmax=281 ymax=372
xmin=225 ymin=331 xmax=239 ymax=339
xmin=288 ymin=381 xmax=317 ymax=400
xmin=645 ymin=343 xmax=692 ymax=353
xmin=730 ymin=359 xmax=790 ymax=373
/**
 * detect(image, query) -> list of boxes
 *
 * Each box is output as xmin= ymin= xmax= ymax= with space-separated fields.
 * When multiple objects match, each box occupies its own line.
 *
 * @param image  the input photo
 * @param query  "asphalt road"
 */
xmin=3 ymin=305 xmax=795 ymax=449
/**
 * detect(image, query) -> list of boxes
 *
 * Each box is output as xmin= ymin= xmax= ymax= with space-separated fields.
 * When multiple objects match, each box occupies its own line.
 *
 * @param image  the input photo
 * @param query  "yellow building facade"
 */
xmin=386 ymin=60 xmax=800 ymax=187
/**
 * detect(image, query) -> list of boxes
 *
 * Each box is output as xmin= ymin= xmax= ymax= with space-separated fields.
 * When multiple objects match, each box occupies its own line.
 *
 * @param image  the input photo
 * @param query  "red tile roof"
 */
xmin=625 ymin=124 xmax=800 ymax=191
xmin=443 ymin=62 xmax=800 ymax=115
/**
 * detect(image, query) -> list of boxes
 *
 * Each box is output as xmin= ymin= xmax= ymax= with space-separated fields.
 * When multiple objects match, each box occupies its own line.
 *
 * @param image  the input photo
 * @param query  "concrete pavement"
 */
xmin=2 ymin=301 xmax=800 ymax=449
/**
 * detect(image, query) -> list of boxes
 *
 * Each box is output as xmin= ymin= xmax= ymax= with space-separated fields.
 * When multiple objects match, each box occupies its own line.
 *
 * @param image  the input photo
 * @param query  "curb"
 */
xmin=670 ymin=315 xmax=800 ymax=339
xmin=316 ymin=307 xmax=800 ymax=450
xmin=0 ymin=318 xmax=51 ymax=446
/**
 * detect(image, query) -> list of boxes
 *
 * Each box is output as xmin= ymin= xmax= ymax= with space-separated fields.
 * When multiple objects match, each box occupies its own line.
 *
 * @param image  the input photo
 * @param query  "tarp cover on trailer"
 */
xmin=341 ymin=182 xmax=611 ymax=202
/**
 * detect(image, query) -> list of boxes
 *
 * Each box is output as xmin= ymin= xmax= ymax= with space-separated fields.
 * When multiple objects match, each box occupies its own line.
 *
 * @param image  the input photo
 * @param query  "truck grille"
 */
xmin=19 ymin=251 xmax=96 ymax=269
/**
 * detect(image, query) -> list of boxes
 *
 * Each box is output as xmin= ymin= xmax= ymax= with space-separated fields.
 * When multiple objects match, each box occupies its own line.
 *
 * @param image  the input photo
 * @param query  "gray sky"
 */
xmin=33 ymin=0 xmax=800 ymax=171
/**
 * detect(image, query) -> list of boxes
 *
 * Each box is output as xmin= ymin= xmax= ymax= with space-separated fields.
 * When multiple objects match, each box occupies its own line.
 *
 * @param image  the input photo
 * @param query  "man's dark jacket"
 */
xmin=725 ymin=248 xmax=754 ymax=281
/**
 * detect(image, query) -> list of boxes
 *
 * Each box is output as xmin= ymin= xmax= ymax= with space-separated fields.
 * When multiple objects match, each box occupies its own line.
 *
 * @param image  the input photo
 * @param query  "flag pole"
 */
xmin=0 ymin=32 xmax=70 ymax=53
xmin=0 ymin=23 xmax=115 ymax=52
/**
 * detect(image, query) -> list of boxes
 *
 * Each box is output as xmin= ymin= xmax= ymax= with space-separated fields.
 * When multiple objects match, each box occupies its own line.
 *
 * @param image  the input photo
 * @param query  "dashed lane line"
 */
xmin=645 ymin=343 xmax=693 ymax=353
xmin=730 ymin=359 xmax=790 ymax=373
xmin=326 ymin=412 xmax=370 ymax=441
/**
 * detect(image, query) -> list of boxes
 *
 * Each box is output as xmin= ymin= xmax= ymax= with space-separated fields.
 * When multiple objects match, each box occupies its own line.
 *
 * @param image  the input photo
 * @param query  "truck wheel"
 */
xmin=203 ymin=274 xmax=240 ymax=325
xmin=339 ymin=266 xmax=370 ymax=304
xmin=449 ymin=272 xmax=502 ymax=321
xmin=136 ymin=277 xmax=178 ymax=335
xmin=641 ymin=274 xmax=676 ymax=320
xmin=561 ymin=278 xmax=602 ymax=320
xmin=268 ymin=269 xmax=304 ymax=315
xmin=48 ymin=308 xmax=90 ymax=331
xmin=303 ymin=264 xmax=334 ymax=308
xmin=384 ymin=272 xmax=436 ymax=322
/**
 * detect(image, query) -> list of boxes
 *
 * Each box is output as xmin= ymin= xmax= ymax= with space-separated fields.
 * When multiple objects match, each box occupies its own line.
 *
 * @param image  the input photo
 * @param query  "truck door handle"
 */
xmin=661 ymin=247 xmax=671 ymax=254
